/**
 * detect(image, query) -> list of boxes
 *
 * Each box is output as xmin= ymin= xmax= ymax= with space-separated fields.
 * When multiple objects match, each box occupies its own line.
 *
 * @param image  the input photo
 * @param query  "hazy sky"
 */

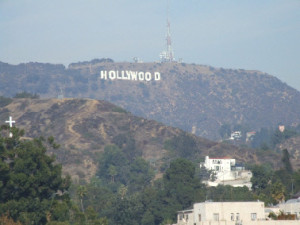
xmin=1 ymin=0 xmax=300 ymax=90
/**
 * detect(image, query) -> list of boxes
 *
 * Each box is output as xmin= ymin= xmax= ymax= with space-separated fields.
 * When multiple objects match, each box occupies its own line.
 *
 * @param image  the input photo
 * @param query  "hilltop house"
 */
xmin=230 ymin=131 xmax=242 ymax=140
xmin=176 ymin=201 xmax=299 ymax=225
xmin=200 ymin=156 xmax=252 ymax=189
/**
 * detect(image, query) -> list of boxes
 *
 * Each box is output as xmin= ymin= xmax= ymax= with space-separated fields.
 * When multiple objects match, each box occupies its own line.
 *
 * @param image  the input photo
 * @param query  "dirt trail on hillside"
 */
xmin=67 ymin=120 xmax=81 ymax=140
xmin=66 ymin=100 xmax=99 ymax=143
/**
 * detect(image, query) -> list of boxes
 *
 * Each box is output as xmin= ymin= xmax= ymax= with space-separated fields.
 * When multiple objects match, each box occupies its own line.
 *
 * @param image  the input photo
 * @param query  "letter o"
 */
xmin=145 ymin=72 xmax=151 ymax=81
xmin=138 ymin=72 xmax=144 ymax=80
xmin=109 ymin=71 xmax=116 ymax=80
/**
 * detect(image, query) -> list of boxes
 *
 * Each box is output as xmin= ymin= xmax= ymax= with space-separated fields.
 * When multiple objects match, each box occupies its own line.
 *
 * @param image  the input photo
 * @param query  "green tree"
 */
xmin=127 ymin=157 xmax=154 ymax=193
xmin=14 ymin=91 xmax=39 ymax=99
xmin=164 ymin=133 xmax=198 ymax=159
xmin=140 ymin=210 xmax=155 ymax=225
xmin=270 ymin=181 xmax=286 ymax=203
xmin=271 ymin=128 xmax=297 ymax=148
xmin=274 ymin=169 xmax=292 ymax=199
xmin=83 ymin=181 xmax=114 ymax=215
xmin=281 ymin=149 xmax=293 ymax=173
xmin=292 ymin=170 xmax=300 ymax=195
xmin=160 ymin=158 xmax=203 ymax=221
xmin=219 ymin=124 xmax=231 ymax=139
xmin=0 ymin=96 xmax=12 ymax=107
xmin=97 ymin=145 xmax=128 ymax=186
xmin=251 ymin=128 xmax=272 ymax=149
xmin=250 ymin=165 xmax=272 ymax=191
xmin=208 ymin=185 xmax=254 ymax=202
xmin=108 ymin=165 xmax=117 ymax=183
xmin=118 ymin=184 xmax=128 ymax=200
xmin=107 ymin=195 xmax=144 ymax=225
xmin=97 ymin=145 xmax=154 ymax=194
xmin=77 ymin=185 xmax=87 ymax=212
xmin=112 ymin=133 xmax=140 ymax=160
xmin=0 ymin=126 xmax=70 ymax=225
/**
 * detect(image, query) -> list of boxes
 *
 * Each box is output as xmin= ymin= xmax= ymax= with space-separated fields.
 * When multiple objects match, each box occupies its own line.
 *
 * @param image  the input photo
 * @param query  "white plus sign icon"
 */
xmin=5 ymin=116 xmax=15 ymax=137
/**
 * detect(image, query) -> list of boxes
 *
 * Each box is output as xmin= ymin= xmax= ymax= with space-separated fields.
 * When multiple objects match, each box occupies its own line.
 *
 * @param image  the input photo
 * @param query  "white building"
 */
xmin=278 ymin=198 xmax=300 ymax=219
xmin=200 ymin=156 xmax=252 ymax=189
xmin=201 ymin=156 xmax=236 ymax=173
xmin=230 ymin=131 xmax=242 ymax=140
xmin=176 ymin=201 xmax=299 ymax=225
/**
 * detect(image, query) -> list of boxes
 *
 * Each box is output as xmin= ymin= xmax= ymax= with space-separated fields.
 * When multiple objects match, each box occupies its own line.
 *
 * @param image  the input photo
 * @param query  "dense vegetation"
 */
xmin=1 ymin=126 xmax=300 ymax=224
xmin=0 ymin=95 xmax=299 ymax=224
xmin=0 ymin=126 xmax=70 ymax=224
xmin=73 ymin=157 xmax=255 ymax=225
xmin=71 ymin=148 xmax=300 ymax=225
xmin=68 ymin=125 xmax=300 ymax=224
xmin=14 ymin=91 xmax=40 ymax=99
xmin=0 ymin=127 xmax=107 ymax=225
xmin=251 ymin=126 xmax=300 ymax=149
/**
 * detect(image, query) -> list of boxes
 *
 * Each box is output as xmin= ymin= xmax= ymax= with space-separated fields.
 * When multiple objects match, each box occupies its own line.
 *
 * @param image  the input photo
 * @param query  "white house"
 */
xmin=230 ymin=131 xmax=242 ymax=140
xmin=201 ymin=156 xmax=236 ymax=173
xmin=200 ymin=156 xmax=252 ymax=189
xmin=279 ymin=198 xmax=300 ymax=219
xmin=176 ymin=201 xmax=299 ymax=225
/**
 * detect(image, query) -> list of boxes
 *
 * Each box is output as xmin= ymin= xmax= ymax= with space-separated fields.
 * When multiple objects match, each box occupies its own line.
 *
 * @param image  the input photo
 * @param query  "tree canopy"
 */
xmin=0 ymin=125 xmax=70 ymax=225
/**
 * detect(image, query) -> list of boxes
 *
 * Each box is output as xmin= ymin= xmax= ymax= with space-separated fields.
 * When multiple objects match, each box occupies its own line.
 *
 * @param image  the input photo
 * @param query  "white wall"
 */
xmin=202 ymin=156 xmax=235 ymax=173
xmin=193 ymin=202 xmax=265 ymax=223
xmin=279 ymin=200 xmax=300 ymax=219
xmin=176 ymin=202 xmax=299 ymax=225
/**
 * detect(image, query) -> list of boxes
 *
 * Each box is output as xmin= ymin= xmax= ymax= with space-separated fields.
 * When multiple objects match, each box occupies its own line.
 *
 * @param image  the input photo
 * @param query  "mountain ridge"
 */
xmin=1 ymin=59 xmax=300 ymax=140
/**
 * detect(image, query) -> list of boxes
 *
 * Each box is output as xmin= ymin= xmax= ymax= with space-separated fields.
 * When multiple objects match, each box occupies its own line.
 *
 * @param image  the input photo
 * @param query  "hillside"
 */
xmin=277 ymin=135 xmax=300 ymax=169
xmin=1 ymin=60 xmax=300 ymax=140
xmin=0 ymin=98 xmax=283 ymax=180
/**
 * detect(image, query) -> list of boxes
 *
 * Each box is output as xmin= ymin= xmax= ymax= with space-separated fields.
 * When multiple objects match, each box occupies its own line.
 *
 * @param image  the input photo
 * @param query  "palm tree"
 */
xmin=118 ymin=184 xmax=128 ymax=200
xmin=77 ymin=185 xmax=87 ymax=212
xmin=108 ymin=165 xmax=117 ymax=183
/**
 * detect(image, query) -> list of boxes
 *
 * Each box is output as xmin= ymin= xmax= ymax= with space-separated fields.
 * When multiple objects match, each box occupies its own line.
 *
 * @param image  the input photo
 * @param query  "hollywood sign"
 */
xmin=100 ymin=70 xmax=161 ymax=81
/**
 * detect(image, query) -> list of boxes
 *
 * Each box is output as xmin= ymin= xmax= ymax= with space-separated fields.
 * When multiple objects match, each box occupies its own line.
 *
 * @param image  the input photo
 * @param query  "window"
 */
xmin=236 ymin=213 xmax=240 ymax=221
xmin=251 ymin=213 xmax=257 ymax=221
xmin=213 ymin=213 xmax=219 ymax=221
xmin=179 ymin=214 xmax=183 ymax=220
xmin=231 ymin=213 xmax=234 ymax=221
xmin=198 ymin=214 xmax=201 ymax=221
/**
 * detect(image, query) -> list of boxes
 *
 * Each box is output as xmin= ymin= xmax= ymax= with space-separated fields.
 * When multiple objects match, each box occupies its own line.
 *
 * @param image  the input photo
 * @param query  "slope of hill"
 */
xmin=1 ymin=60 xmax=300 ymax=139
xmin=0 ymin=98 xmax=283 ymax=180
xmin=277 ymin=135 xmax=300 ymax=169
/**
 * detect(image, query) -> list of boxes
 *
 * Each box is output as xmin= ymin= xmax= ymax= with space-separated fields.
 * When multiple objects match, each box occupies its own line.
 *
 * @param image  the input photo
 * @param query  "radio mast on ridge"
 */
xmin=160 ymin=0 xmax=175 ymax=62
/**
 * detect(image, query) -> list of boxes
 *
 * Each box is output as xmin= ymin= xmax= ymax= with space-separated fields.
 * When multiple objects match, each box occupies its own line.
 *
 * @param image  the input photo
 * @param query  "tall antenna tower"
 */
xmin=160 ymin=0 xmax=175 ymax=62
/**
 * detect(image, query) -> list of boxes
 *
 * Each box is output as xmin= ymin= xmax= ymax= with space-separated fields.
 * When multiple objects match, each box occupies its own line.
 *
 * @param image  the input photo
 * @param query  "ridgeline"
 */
xmin=1 ymin=59 xmax=300 ymax=140
xmin=0 ymin=98 xmax=282 ymax=180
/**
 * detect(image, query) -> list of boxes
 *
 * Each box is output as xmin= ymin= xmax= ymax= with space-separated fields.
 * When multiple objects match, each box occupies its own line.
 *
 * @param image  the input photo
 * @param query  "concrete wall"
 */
xmin=203 ymin=156 xmax=235 ymax=173
xmin=279 ymin=201 xmax=300 ymax=219
xmin=176 ymin=221 xmax=300 ymax=225
xmin=193 ymin=202 xmax=265 ymax=223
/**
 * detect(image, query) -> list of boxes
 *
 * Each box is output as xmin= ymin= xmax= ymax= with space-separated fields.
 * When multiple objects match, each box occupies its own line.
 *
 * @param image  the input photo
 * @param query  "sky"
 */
xmin=1 ymin=0 xmax=300 ymax=90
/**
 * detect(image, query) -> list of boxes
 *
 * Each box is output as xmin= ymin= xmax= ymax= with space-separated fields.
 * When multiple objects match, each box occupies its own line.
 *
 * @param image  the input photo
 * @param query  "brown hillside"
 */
xmin=0 ymin=98 xmax=283 ymax=181
xmin=277 ymin=135 xmax=300 ymax=169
